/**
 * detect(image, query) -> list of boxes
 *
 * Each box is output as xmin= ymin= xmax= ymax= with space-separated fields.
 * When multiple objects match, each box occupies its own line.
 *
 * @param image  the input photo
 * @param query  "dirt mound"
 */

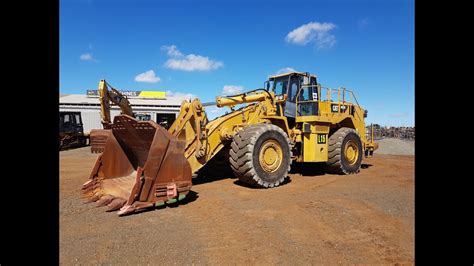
xmin=375 ymin=138 xmax=414 ymax=155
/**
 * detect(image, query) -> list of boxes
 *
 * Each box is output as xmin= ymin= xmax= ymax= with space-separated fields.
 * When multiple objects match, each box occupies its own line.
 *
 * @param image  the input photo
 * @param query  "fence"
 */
xmin=366 ymin=126 xmax=415 ymax=141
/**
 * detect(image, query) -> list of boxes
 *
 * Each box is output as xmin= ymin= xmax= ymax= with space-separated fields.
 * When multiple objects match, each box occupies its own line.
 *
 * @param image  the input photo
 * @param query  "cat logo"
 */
xmin=331 ymin=104 xmax=347 ymax=113
xmin=317 ymin=134 xmax=327 ymax=144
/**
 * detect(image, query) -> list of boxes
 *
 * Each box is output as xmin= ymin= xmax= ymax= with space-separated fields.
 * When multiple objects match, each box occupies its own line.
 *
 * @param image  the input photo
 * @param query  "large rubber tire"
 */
xmin=326 ymin=127 xmax=363 ymax=174
xmin=229 ymin=124 xmax=291 ymax=188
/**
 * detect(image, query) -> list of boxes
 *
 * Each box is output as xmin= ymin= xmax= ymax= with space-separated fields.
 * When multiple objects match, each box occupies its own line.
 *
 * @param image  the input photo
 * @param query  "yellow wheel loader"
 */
xmin=83 ymin=71 xmax=378 ymax=215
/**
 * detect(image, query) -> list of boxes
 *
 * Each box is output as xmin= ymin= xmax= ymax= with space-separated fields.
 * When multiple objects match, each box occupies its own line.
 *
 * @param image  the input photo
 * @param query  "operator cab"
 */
xmin=59 ymin=111 xmax=84 ymax=134
xmin=266 ymin=72 xmax=319 ymax=126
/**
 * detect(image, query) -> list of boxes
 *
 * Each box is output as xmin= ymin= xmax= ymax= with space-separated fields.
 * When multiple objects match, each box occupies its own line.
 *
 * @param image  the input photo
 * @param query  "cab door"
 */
xmin=283 ymin=74 xmax=299 ymax=118
xmin=296 ymin=78 xmax=319 ymax=116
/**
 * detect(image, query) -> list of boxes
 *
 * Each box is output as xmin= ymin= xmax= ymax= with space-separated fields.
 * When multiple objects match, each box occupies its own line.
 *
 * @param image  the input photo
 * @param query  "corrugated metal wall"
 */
xmin=59 ymin=106 xmax=178 ymax=133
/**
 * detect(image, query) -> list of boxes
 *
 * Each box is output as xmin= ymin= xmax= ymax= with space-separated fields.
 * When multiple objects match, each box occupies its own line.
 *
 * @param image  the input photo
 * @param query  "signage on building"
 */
xmin=87 ymin=90 xmax=166 ymax=98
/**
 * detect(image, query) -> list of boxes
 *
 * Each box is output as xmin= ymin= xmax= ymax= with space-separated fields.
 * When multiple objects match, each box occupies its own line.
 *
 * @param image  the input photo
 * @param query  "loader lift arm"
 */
xmin=168 ymin=89 xmax=279 ymax=174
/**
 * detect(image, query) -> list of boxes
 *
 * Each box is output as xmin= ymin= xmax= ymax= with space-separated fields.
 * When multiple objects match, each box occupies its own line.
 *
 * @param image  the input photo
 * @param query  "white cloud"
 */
xmin=161 ymin=45 xmax=183 ymax=57
xmin=165 ymin=55 xmax=223 ymax=72
xmin=166 ymin=90 xmax=196 ymax=100
xmin=222 ymin=85 xmax=244 ymax=96
xmin=162 ymin=45 xmax=223 ymax=71
xmin=276 ymin=67 xmax=297 ymax=74
xmin=358 ymin=18 xmax=369 ymax=29
xmin=80 ymin=53 xmax=97 ymax=62
xmin=205 ymin=106 xmax=228 ymax=120
xmin=135 ymin=70 xmax=161 ymax=83
xmin=207 ymin=106 xmax=224 ymax=114
xmin=268 ymin=67 xmax=298 ymax=78
xmin=285 ymin=21 xmax=337 ymax=49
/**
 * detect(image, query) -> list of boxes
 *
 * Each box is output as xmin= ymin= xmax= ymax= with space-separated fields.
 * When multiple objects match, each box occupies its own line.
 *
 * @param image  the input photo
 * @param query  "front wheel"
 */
xmin=229 ymin=124 xmax=291 ymax=188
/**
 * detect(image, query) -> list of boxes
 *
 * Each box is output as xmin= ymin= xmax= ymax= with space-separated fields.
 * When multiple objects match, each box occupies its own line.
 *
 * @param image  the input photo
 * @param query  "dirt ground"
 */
xmin=60 ymin=146 xmax=414 ymax=265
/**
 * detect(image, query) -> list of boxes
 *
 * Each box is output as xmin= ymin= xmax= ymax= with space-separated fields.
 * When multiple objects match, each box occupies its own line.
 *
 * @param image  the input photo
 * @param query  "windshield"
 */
xmin=272 ymin=77 xmax=289 ymax=95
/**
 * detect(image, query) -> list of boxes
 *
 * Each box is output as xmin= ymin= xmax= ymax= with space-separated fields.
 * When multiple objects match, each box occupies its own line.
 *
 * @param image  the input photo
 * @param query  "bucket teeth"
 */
xmin=82 ymin=180 xmax=94 ymax=189
xmin=83 ymin=186 xmax=102 ymax=200
xmin=91 ymin=147 xmax=105 ymax=153
xmin=95 ymin=195 xmax=114 ymax=207
xmin=117 ymin=205 xmax=135 ymax=216
xmin=82 ymin=180 xmax=100 ymax=194
xmin=106 ymin=198 xmax=127 ymax=212
xmin=83 ymin=185 xmax=96 ymax=195
xmin=85 ymin=192 xmax=101 ymax=203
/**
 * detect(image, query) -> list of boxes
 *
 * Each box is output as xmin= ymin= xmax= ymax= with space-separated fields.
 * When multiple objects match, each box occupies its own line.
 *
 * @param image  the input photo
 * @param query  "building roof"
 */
xmin=59 ymin=94 xmax=188 ymax=106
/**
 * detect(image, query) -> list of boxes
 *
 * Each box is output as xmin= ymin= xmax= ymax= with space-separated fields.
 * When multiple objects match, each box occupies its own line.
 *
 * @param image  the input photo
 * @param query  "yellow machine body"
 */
xmin=165 ymin=72 xmax=377 ymax=175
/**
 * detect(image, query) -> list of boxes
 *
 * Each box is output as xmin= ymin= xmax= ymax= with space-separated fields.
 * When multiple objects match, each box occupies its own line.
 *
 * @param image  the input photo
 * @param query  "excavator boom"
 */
xmin=98 ymin=79 xmax=134 ymax=127
xmin=90 ymin=80 xmax=135 ymax=153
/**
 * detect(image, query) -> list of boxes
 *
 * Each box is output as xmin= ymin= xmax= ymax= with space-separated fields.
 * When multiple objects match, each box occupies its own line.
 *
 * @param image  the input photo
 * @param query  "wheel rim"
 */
xmin=259 ymin=139 xmax=283 ymax=173
xmin=344 ymin=139 xmax=359 ymax=165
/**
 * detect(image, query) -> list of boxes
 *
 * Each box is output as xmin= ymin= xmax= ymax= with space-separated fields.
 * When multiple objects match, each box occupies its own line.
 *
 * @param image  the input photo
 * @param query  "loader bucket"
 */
xmin=82 ymin=115 xmax=192 ymax=216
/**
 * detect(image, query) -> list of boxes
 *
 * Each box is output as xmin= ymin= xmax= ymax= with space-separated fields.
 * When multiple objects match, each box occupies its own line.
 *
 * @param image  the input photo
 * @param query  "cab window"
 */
xmin=273 ymin=78 xmax=288 ymax=95
xmin=299 ymin=87 xmax=313 ymax=101
xmin=75 ymin=114 xmax=82 ymax=125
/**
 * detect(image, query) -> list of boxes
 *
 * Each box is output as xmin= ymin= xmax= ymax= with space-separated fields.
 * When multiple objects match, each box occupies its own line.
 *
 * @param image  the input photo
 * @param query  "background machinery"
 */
xmin=83 ymin=71 xmax=378 ymax=215
xmin=59 ymin=111 xmax=89 ymax=150
xmin=98 ymin=79 xmax=134 ymax=128
xmin=89 ymin=80 xmax=135 ymax=153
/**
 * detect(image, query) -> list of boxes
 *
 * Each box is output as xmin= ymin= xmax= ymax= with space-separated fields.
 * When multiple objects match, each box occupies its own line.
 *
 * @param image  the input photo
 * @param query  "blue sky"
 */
xmin=60 ymin=0 xmax=414 ymax=126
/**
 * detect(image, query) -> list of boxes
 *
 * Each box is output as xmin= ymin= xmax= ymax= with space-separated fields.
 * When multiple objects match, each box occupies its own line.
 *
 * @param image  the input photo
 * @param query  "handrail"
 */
xmin=297 ymin=85 xmax=363 ymax=120
xmin=342 ymin=88 xmax=362 ymax=121
xmin=318 ymin=87 xmax=361 ymax=105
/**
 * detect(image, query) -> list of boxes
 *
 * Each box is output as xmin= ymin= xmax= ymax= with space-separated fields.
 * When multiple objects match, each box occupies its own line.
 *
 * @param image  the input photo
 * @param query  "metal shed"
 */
xmin=59 ymin=93 xmax=187 ymax=133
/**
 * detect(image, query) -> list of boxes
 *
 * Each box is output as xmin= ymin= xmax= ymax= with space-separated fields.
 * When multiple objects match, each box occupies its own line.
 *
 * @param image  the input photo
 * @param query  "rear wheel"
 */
xmin=229 ymin=124 xmax=291 ymax=188
xmin=326 ymin=127 xmax=363 ymax=174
